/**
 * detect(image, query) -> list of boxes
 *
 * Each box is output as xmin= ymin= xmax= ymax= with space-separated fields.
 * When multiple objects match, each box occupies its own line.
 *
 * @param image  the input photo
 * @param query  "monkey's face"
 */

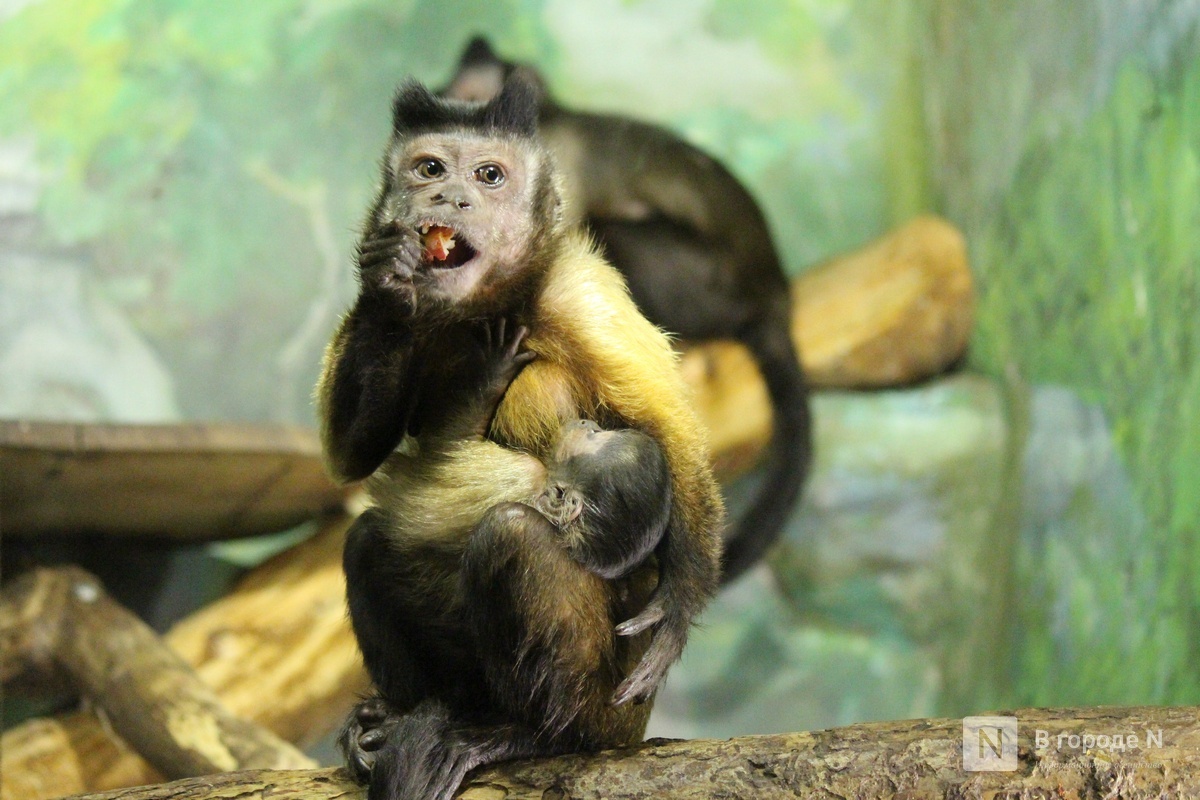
xmin=382 ymin=131 xmax=547 ymax=310
xmin=535 ymin=420 xmax=610 ymax=529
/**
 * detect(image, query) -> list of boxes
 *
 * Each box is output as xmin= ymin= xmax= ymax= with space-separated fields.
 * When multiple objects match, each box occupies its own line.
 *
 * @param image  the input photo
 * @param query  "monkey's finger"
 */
xmin=358 ymin=235 xmax=402 ymax=253
xmin=359 ymin=727 xmax=389 ymax=751
xmin=507 ymin=323 xmax=530 ymax=352
xmin=356 ymin=698 xmax=391 ymax=724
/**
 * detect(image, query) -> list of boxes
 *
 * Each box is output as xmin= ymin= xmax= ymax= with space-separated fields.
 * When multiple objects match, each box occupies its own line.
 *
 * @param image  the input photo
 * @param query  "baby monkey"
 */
xmin=343 ymin=319 xmax=671 ymax=800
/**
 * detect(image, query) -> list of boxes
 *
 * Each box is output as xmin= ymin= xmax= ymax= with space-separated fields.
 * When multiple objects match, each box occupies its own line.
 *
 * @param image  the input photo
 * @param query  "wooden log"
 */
xmin=0 ymin=566 xmax=316 ymax=780
xmin=0 ymin=420 xmax=348 ymax=540
xmin=54 ymin=705 xmax=1200 ymax=800
xmin=682 ymin=215 xmax=973 ymax=477
xmin=0 ymin=515 xmax=368 ymax=800
xmin=794 ymin=215 xmax=973 ymax=388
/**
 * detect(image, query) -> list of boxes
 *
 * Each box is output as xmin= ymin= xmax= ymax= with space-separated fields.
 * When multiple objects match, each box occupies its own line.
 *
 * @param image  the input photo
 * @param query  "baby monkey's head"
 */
xmin=536 ymin=419 xmax=672 ymax=542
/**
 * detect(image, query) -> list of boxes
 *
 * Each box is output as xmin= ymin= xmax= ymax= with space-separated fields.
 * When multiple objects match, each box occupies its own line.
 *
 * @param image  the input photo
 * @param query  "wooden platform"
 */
xmin=0 ymin=420 xmax=348 ymax=540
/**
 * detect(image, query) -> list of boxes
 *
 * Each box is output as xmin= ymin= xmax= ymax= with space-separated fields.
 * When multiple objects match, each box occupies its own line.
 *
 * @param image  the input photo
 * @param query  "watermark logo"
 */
xmin=963 ymin=716 xmax=1018 ymax=772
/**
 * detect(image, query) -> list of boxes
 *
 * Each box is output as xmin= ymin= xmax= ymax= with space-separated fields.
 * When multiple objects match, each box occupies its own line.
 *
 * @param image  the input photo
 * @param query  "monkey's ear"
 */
xmin=392 ymin=80 xmax=444 ymax=133
xmin=443 ymin=37 xmax=509 ymax=102
xmin=482 ymin=71 xmax=542 ymax=137
xmin=460 ymin=36 xmax=501 ymax=68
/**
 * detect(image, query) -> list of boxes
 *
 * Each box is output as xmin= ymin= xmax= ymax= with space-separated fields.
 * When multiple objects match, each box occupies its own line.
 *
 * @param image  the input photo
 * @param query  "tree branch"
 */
xmin=0 ymin=516 xmax=367 ymax=800
xmin=56 ymin=705 xmax=1200 ymax=800
xmin=0 ymin=567 xmax=315 ymax=780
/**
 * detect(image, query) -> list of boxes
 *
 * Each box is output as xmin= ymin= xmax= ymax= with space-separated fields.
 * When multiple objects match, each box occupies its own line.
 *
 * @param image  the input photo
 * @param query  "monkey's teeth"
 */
xmin=419 ymin=224 xmax=430 ymax=234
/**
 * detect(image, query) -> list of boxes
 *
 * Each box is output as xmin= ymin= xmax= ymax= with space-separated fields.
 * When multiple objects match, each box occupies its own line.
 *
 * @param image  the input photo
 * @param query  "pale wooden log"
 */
xmin=1 ymin=567 xmax=315 ymax=781
xmin=55 ymin=705 xmax=1200 ymax=800
xmin=0 ymin=515 xmax=368 ymax=800
xmin=0 ymin=420 xmax=347 ymax=541
xmin=682 ymin=215 xmax=973 ymax=476
xmin=794 ymin=215 xmax=973 ymax=388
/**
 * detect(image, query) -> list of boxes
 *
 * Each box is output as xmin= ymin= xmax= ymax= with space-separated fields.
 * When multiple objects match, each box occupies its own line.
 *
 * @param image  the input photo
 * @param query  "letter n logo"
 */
xmin=962 ymin=716 xmax=1018 ymax=771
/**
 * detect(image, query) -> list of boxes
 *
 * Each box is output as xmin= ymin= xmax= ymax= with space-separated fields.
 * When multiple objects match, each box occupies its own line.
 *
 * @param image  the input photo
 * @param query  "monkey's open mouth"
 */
xmin=418 ymin=223 xmax=477 ymax=268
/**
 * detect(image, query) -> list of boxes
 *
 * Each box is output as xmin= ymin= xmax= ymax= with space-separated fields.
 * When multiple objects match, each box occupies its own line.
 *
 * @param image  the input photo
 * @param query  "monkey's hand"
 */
xmin=356 ymin=221 xmax=421 ymax=313
xmin=479 ymin=316 xmax=537 ymax=390
xmin=465 ymin=317 xmax=537 ymax=438
xmin=611 ymin=597 xmax=683 ymax=706
xmin=338 ymin=696 xmax=401 ymax=784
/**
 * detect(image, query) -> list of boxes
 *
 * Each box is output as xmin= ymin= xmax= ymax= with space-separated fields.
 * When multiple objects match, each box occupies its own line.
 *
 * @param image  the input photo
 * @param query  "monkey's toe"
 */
xmin=615 ymin=601 xmax=665 ymax=637
xmin=356 ymin=697 xmax=392 ymax=725
xmin=349 ymin=745 xmax=376 ymax=783
xmin=359 ymin=727 xmax=389 ymax=751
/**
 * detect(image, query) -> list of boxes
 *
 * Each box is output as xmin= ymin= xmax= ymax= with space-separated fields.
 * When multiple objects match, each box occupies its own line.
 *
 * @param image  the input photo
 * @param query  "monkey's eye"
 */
xmin=474 ymin=163 xmax=505 ymax=186
xmin=414 ymin=159 xmax=445 ymax=180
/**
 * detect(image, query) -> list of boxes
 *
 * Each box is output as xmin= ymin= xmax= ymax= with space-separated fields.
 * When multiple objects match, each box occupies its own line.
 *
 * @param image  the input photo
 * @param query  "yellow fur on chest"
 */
xmin=491 ymin=359 xmax=590 ymax=458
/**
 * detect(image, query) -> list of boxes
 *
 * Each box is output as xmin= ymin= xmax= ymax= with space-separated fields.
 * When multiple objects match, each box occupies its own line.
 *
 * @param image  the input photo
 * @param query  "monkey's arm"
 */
xmin=318 ymin=222 xmax=426 ymax=483
xmin=317 ymin=296 xmax=419 ymax=483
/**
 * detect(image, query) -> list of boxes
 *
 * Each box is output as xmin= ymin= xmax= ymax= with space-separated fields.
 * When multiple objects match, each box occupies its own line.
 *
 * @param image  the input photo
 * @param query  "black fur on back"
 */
xmin=392 ymin=73 xmax=540 ymax=137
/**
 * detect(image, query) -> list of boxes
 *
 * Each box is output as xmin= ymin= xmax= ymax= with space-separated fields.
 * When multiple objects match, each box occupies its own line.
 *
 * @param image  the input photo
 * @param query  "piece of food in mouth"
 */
xmin=420 ymin=224 xmax=457 ymax=262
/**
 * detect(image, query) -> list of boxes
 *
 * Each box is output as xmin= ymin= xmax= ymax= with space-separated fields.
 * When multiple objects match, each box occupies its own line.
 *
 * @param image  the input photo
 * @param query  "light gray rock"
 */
xmin=0 ymin=255 xmax=181 ymax=422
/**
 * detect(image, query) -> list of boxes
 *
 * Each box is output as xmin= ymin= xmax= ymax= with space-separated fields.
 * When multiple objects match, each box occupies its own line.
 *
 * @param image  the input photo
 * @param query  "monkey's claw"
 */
xmin=615 ymin=599 xmax=665 ymax=637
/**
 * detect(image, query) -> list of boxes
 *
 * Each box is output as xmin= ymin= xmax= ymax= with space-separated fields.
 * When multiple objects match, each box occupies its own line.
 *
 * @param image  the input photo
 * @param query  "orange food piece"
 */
xmin=422 ymin=226 xmax=456 ymax=261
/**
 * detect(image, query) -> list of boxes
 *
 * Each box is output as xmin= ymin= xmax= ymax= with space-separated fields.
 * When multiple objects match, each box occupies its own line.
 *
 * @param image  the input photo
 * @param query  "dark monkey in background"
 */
xmin=443 ymin=37 xmax=813 ymax=583
xmin=317 ymin=77 xmax=723 ymax=799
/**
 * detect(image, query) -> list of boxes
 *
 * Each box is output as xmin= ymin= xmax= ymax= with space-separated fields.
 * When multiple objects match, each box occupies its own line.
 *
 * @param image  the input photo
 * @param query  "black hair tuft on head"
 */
xmin=391 ymin=80 xmax=445 ymax=133
xmin=392 ymin=73 xmax=541 ymax=138
xmin=481 ymin=72 xmax=540 ymax=137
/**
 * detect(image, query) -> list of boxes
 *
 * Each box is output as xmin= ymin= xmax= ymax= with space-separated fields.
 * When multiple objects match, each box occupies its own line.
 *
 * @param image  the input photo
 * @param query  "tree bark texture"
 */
xmin=53 ymin=705 xmax=1200 ymax=800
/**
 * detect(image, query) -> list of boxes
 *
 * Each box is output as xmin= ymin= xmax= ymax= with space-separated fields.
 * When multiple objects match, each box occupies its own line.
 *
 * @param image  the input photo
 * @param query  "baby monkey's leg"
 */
xmin=461 ymin=502 xmax=653 ymax=749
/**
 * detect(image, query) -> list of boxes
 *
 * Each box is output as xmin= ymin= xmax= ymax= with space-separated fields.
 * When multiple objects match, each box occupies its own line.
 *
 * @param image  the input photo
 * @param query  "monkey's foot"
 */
xmin=369 ymin=702 xmax=535 ymax=800
xmin=612 ymin=601 xmax=684 ymax=706
xmin=339 ymin=696 xmax=401 ymax=783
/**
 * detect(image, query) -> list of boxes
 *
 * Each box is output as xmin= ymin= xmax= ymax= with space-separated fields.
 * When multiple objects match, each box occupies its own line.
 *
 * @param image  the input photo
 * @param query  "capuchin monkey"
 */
xmin=340 ymin=318 xmax=670 ymax=800
xmin=443 ymin=37 xmax=813 ymax=583
xmin=317 ymin=75 xmax=723 ymax=799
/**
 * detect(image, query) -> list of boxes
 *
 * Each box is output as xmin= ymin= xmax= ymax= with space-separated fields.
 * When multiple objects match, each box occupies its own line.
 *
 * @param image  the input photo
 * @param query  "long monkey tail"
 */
xmin=718 ymin=300 xmax=813 ymax=584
